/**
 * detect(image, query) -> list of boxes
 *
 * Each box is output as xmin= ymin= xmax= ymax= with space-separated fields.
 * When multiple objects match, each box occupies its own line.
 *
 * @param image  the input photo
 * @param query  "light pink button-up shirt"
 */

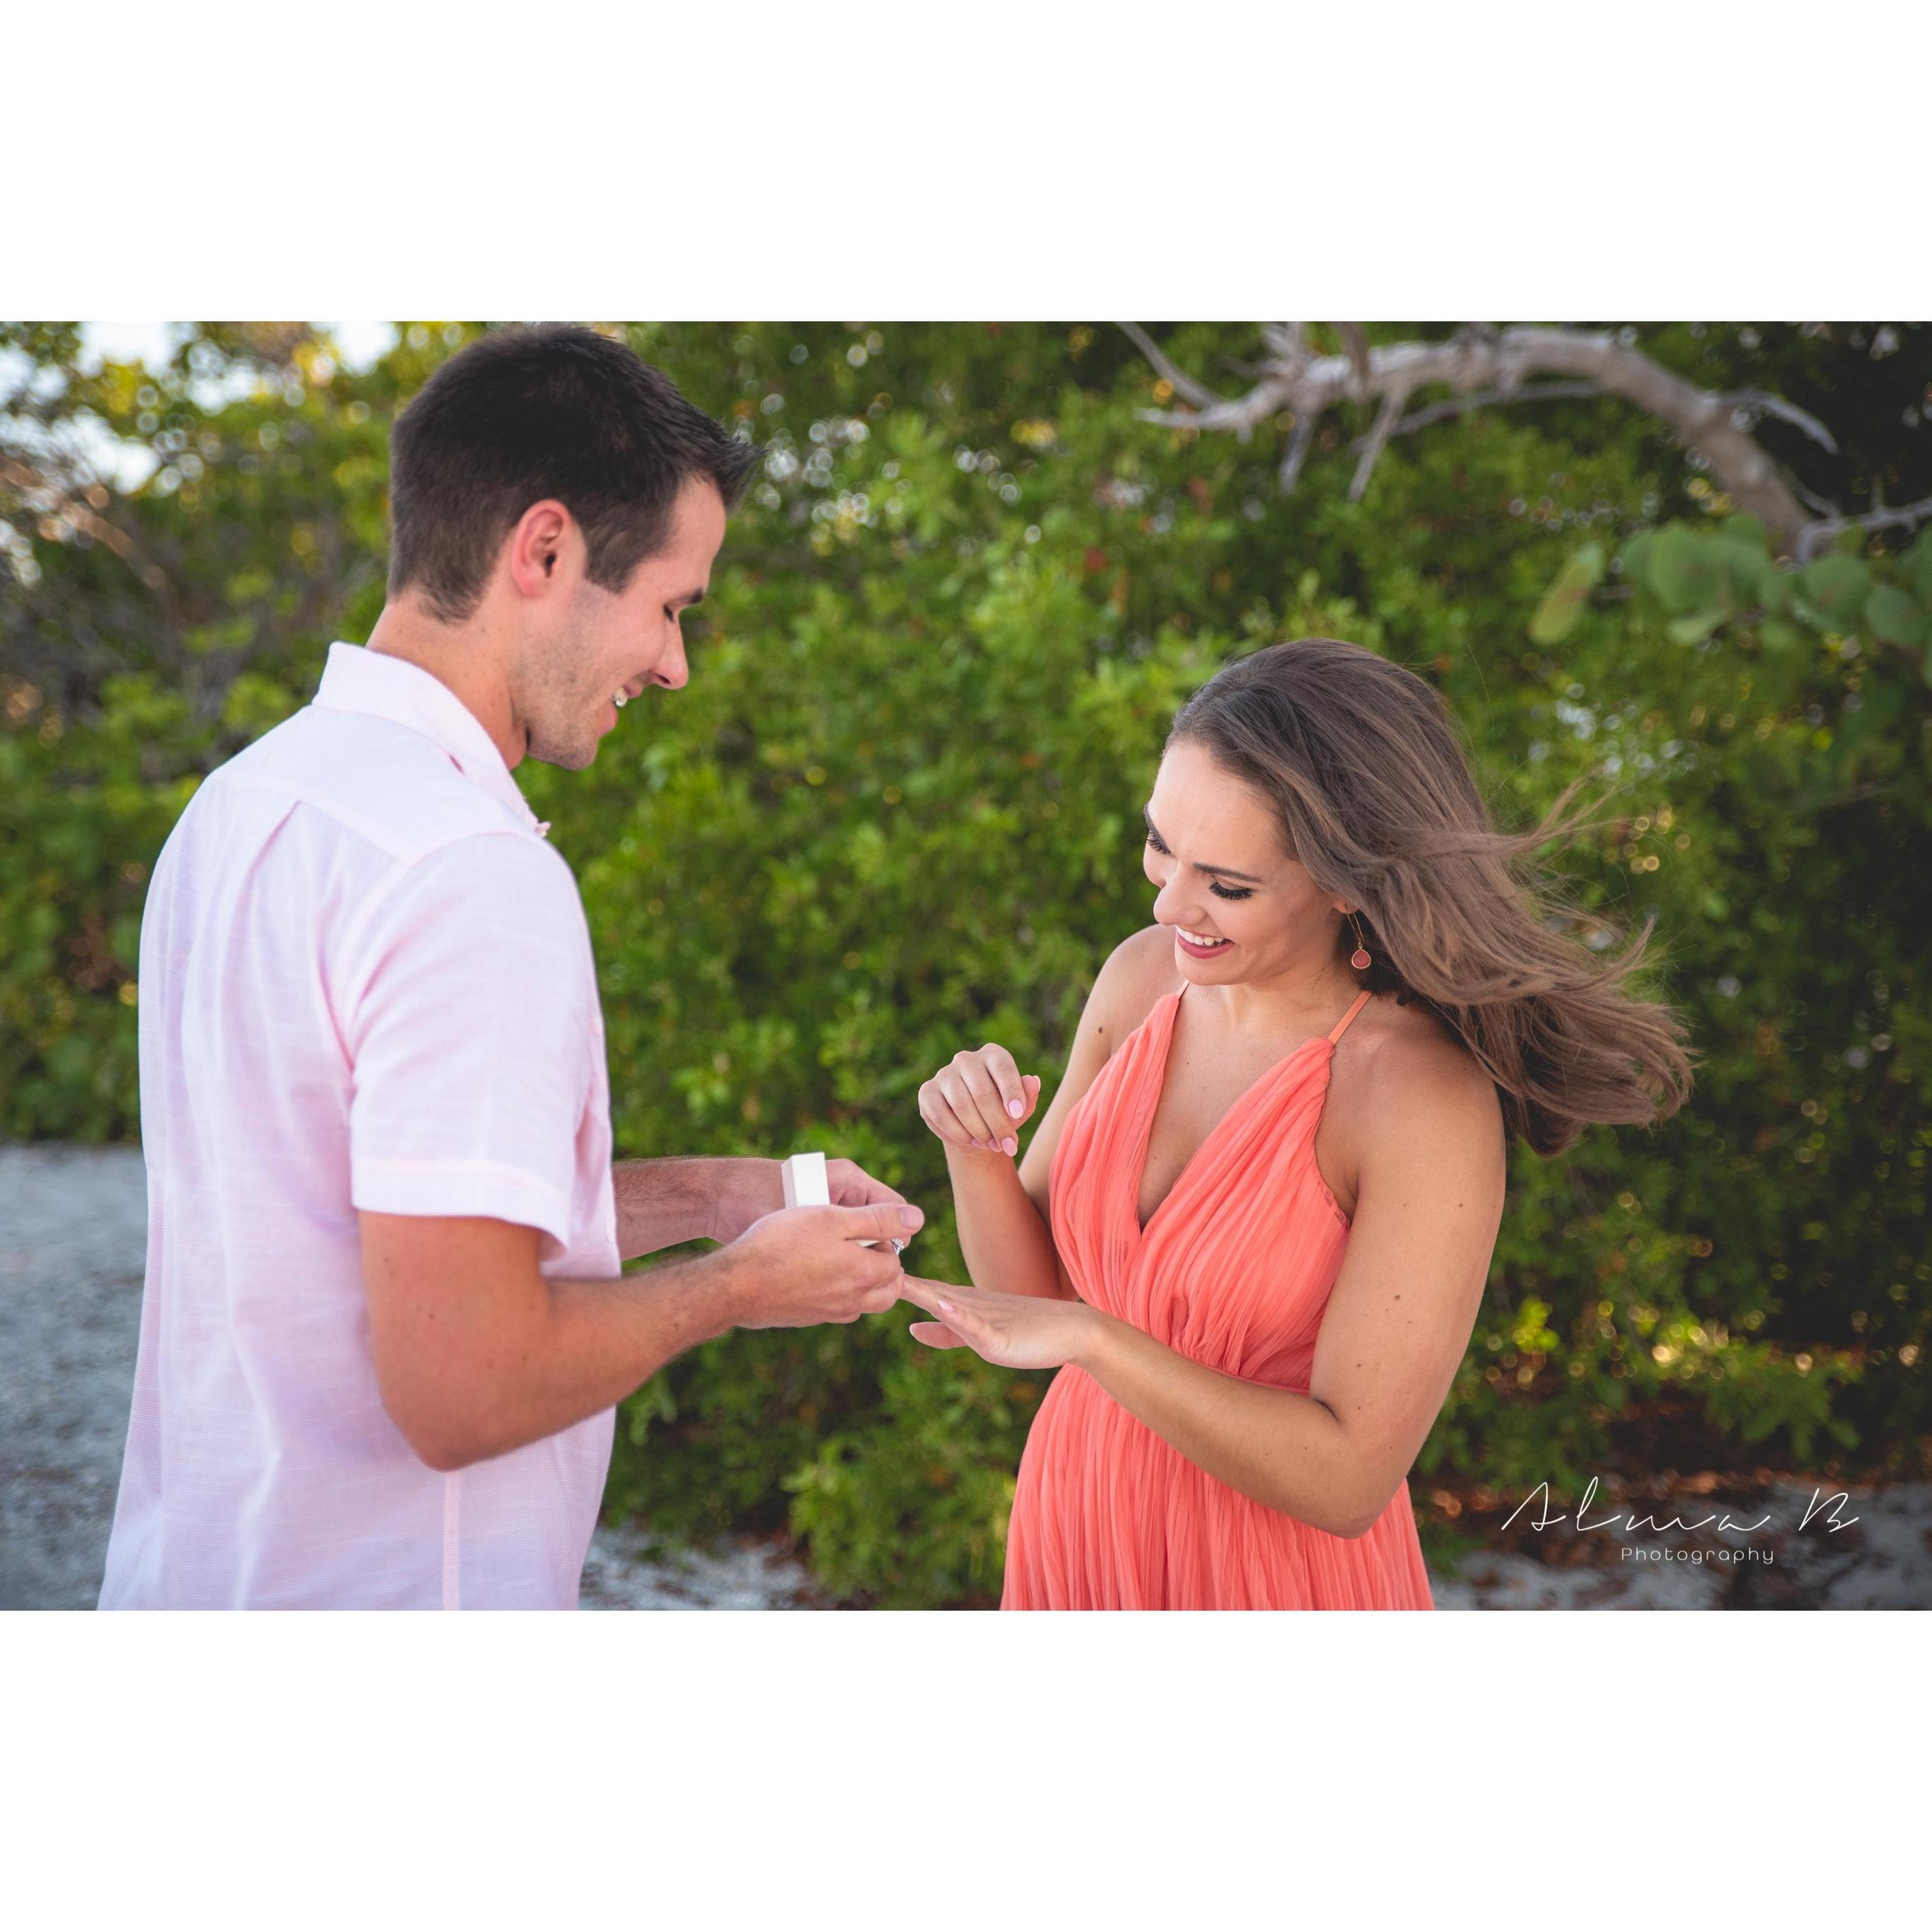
xmin=99 ymin=641 xmax=619 ymax=1609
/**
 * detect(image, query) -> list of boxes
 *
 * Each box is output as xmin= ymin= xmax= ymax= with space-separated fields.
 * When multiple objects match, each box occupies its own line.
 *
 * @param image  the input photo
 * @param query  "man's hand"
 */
xmin=706 ymin=1155 xmax=909 ymax=1244
xmin=722 ymin=1201 xmax=924 ymax=1329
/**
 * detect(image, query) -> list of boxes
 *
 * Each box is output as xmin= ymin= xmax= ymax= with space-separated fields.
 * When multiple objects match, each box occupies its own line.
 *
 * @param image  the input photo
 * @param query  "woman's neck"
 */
xmin=1193 ymin=960 xmax=1361 ymax=1038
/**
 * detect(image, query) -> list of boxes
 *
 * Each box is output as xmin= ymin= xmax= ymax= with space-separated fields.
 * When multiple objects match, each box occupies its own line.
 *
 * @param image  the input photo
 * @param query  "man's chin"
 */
xmin=524 ymin=732 xmax=599 ymax=774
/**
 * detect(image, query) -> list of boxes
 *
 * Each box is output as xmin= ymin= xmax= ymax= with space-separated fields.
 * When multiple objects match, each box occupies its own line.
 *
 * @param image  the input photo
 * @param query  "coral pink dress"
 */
xmin=1003 ymin=984 xmax=1435 ymax=1609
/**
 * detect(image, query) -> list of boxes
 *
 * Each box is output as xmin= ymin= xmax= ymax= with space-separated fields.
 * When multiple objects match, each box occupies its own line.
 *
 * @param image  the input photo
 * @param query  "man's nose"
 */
xmin=652 ymin=633 xmax=689 ymax=691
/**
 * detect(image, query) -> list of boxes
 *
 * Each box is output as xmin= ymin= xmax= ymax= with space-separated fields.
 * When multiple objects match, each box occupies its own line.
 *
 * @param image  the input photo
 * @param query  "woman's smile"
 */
xmin=1173 ymin=925 xmax=1234 ymax=958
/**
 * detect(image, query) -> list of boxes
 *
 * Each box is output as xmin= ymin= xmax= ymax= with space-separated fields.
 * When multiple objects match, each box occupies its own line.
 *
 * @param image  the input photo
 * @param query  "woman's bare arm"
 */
xmin=926 ymin=926 xmax=1176 ymax=1300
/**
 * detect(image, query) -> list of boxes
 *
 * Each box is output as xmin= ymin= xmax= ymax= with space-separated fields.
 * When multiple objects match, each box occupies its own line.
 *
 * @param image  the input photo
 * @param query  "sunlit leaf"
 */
xmin=1527 ymin=542 xmax=1605 ymax=643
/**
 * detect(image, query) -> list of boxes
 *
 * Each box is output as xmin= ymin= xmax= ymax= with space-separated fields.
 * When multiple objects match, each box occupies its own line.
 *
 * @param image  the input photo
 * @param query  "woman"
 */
xmin=903 ymin=638 xmax=1693 ymax=1609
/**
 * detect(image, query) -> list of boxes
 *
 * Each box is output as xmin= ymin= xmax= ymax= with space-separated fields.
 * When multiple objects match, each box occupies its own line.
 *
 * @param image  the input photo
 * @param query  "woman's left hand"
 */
xmin=900 ymin=1277 xmax=1101 ymax=1371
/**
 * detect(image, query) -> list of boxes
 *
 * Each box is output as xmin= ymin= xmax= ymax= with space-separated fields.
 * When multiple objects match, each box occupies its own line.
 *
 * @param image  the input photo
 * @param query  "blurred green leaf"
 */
xmin=1667 ymin=609 xmax=1727 ymax=646
xmin=1865 ymin=584 xmax=1928 ymax=648
xmin=1646 ymin=526 xmax=1724 ymax=613
xmin=1802 ymin=554 xmax=1872 ymax=621
xmin=1527 ymin=542 xmax=1605 ymax=644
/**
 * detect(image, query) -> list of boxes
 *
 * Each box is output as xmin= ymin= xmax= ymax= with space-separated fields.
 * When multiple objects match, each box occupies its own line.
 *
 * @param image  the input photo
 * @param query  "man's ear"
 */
xmin=506 ymin=500 xmax=574 ymax=598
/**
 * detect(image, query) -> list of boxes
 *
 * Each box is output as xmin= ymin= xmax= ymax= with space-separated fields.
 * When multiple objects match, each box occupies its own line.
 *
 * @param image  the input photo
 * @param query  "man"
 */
xmin=98 ymin=323 xmax=921 ymax=1609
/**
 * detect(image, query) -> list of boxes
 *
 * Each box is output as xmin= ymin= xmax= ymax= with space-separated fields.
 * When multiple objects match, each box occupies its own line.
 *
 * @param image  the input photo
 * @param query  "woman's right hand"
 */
xmin=918 ymin=1044 xmax=1042 ymax=1157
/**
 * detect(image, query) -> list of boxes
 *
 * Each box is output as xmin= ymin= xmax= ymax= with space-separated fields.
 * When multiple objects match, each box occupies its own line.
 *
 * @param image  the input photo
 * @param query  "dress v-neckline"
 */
xmin=1129 ymin=984 xmax=1369 ymax=1241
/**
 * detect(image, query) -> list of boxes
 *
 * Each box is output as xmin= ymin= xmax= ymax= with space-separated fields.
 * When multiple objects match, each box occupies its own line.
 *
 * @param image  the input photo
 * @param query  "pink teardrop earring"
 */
xmin=1347 ymin=912 xmax=1372 ymax=973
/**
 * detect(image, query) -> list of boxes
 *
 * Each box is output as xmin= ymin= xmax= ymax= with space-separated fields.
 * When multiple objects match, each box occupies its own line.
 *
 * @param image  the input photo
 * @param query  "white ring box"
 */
xmin=781 ymin=1151 xmax=905 ymax=1252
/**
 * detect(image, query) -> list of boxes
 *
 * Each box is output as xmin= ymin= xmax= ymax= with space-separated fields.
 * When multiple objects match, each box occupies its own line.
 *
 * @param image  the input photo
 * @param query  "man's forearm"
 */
xmin=436 ymin=1246 xmax=746 ymax=1469
xmin=369 ymin=1190 xmax=919 ymax=1475
xmin=614 ymin=1155 xmax=776 ymax=1259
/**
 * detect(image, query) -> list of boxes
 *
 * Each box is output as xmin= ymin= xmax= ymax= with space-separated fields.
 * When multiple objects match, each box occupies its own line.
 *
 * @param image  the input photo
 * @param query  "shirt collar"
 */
xmin=312 ymin=642 xmax=551 ymax=840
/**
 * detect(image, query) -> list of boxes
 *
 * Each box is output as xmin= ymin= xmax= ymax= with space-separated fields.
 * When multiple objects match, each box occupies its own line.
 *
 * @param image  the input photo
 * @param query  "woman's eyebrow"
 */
xmin=1142 ymin=806 xmax=1266 ymax=885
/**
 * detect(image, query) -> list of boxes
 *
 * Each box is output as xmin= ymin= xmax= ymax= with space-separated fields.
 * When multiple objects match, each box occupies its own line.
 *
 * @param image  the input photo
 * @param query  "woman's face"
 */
xmin=1142 ymin=737 xmax=1348 ymax=989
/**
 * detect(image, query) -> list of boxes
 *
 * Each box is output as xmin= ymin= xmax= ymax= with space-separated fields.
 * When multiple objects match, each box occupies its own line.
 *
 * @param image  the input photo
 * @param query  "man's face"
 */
xmin=515 ymin=475 xmax=727 ymax=771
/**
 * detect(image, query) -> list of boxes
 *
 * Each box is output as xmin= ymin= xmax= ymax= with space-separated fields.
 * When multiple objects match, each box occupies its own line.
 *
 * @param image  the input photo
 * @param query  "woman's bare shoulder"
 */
xmin=1084 ymin=924 xmax=1181 ymax=1056
xmin=1353 ymin=996 xmax=1505 ymax=1138
xmin=1321 ymin=996 xmax=1503 ymax=1219
xmin=1018 ymin=926 xmax=1179 ymax=1210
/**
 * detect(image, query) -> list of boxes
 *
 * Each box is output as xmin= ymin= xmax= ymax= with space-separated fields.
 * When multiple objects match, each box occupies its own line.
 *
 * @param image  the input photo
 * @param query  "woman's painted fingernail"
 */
xmin=1007 ymin=1099 xmax=1025 ymax=1119
xmin=1002 ymin=1137 xmax=1018 ymax=1156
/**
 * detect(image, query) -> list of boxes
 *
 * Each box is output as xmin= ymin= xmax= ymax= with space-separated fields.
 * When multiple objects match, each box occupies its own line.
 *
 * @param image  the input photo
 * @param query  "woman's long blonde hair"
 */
xmin=1168 ymin=637 xmax=1695 ymax=1156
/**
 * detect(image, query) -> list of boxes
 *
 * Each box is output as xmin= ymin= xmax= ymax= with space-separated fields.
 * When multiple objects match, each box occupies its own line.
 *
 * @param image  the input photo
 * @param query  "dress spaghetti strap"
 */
xmin=1328 ymin=987 xmax=1373 ymax=1044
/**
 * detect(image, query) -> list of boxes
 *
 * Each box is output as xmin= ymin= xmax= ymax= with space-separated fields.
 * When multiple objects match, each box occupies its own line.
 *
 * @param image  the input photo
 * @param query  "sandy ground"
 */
xmin=4 ymin=1144 xmax=1926 ymax=1612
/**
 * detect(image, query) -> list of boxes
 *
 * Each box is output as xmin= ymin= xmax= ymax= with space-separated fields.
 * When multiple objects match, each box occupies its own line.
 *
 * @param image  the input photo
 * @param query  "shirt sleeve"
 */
xmin=340 ymin=832 xmax=594 ymax=1251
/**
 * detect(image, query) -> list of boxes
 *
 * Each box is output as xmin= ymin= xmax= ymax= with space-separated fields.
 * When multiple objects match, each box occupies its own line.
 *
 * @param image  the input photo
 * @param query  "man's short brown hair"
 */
xmin=386 ymin=324 xmax=759 ymax=624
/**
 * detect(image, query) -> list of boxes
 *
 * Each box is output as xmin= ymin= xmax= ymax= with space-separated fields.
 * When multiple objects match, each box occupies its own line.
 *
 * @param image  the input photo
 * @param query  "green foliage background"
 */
xmin=4 ymin=321 xmax=1928 ymax=1604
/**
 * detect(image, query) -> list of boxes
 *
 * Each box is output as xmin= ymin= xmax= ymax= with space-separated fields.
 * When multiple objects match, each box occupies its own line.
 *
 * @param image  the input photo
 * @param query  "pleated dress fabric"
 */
xmin=1002 ymin=984 xmax=1436 ymax=1610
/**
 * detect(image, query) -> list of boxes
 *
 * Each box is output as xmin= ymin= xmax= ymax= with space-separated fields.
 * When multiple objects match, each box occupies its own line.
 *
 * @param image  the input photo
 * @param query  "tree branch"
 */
xmin=1792 ymin=493 xmax=1932 ymax=564
xmin=1790 ymin=476 xmax=1842 ymax=519
xmin=1114 ymin=321 xmax=1228 ymax=411
xmin=1259 ymin=322 xmax=1309 ymax=369
xmin=1722 ymin=390 xmax=1839 ymax=455
xmin=1120 ymin=323 xmax=1821 ymax=535
xmin=1278 ymin=410 xmax=1318 ymax=491
xmin=1349 ymin=388 xmax=1408 ymax=501
xmin=1335 ymin=323 xmax=1373 ymax=396
xmin=1383 ymin=381 xmax=1605 ymax=438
